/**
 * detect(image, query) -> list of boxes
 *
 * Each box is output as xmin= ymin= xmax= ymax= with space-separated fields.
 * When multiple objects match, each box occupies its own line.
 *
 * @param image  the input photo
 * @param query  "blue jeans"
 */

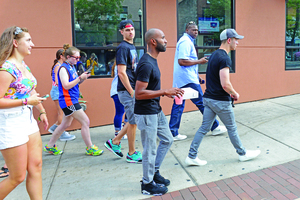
xmin=169 ymin=83 xmax=219 ymax=137
xmin=188 ymin=98 xmax=246 ymax=158
xmin=135 ymin=111 xmax=174 ymax=184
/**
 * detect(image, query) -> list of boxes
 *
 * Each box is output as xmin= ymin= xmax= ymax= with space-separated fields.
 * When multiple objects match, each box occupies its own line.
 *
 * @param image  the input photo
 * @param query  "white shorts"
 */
xmin=0 ymin=106 xmax=39 ymax=150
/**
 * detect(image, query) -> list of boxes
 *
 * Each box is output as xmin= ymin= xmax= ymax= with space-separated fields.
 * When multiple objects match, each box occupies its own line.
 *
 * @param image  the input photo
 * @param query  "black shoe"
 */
xmin=141 ymin=180 xmax=168 ymax=196
xmin=153 ymin=170 xmax=170 ymax=186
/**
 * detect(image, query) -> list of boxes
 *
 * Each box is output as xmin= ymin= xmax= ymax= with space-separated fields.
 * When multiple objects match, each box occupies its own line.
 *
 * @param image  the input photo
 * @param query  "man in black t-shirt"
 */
xmin=104 ymin=20 xmax=142 ymax=164
xmin=135 ymin=28 xmax=184 ymax=196
xmin=186 ymin=29 xmax=261 ymax=166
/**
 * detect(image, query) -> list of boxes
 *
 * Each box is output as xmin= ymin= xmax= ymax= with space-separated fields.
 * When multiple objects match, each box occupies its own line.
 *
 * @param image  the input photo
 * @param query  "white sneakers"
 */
xmin=211 ymin=125 xmax=227 ymax=136
xmin=185 ymin=149 xmax=260 ymax=166
xmin=185 ymin=156 xmax=207 ymax=166
xmin=173 ymin=134 xmax=187 ymax=141
xmin=59 ymin=131 xmax=76 ymax=142
xmin=173 ymin=125 xmax=226 ymax=141
xmin=239 ymin=150 xmax=261 ymax=162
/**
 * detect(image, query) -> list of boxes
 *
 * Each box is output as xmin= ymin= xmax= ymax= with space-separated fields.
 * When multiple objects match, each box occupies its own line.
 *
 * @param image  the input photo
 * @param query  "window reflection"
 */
xmin=73 ymin=0 xmax=145 ymax=76
xmin=178 ymin=0 xmax=233 ymax=73
xmin=286 ymin=0 xmax=300 ymax=70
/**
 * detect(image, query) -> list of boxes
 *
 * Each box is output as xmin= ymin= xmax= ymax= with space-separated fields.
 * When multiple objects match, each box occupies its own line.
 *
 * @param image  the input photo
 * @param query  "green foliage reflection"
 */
xmin=74 ymin=0 xmax=124 ymax=46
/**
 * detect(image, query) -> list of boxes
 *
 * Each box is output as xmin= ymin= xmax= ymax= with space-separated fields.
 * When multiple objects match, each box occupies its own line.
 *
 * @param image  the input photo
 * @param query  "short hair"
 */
xmin=145 ymin=28 xmax=158 ymax=45
xmin=185 ymin=21 xmax=197 ymax=30
xmin=80 ymin=51 xmax=87 ymax=57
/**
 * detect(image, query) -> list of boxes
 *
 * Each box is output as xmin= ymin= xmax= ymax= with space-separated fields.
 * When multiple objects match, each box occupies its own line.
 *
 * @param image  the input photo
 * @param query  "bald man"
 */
xmin=134 ymin=28 xmax=184 ymax=196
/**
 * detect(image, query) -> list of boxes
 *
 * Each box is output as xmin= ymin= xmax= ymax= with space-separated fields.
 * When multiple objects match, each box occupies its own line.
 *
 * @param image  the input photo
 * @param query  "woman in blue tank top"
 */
xmin=44 ymin=44 xmax=103 ymax=156
xmin=48 ymin=49 xmax=76 ymax=141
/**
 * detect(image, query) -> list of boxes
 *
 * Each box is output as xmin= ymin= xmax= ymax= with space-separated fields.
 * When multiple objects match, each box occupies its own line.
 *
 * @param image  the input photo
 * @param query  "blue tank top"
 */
xmin=51 ymin=61 xmax=61 ymax=86
xmin=58 ymin=62 xmax=80 ymax=109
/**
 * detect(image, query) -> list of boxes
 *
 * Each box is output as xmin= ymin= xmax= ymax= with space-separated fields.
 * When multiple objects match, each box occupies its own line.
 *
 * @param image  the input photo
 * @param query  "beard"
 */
xmin=155 ymin=39 xmax=166 ymax=52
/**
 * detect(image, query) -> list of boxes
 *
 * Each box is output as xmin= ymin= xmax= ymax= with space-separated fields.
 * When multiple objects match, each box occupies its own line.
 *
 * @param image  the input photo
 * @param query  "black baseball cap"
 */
xmin=119 ymin=19 xmax=134 ymax=30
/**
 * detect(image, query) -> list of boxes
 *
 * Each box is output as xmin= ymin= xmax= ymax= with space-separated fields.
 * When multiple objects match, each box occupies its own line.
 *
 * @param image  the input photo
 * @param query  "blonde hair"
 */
xmin=62 ymin=43 xmax=80 ymax=59
xmin=0 ymin=26 xmax=28 ymax=66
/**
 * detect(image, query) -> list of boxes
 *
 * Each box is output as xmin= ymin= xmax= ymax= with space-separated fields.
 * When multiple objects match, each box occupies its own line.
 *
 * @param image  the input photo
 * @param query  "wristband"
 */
xmin=130 ymin=91 xmax=134 ymax=97
xmin=38 ymin=112 xmax=46 ymax=121
xmin=79 ymin=76 xmax=82 ymax=81
xmin=24 ymin=98 xmax=28 ymax=106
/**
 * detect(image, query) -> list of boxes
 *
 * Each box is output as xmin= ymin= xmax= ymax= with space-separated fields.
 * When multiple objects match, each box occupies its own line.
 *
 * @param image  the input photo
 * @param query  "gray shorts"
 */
xmin=118 ymin=90 xmax=136 ymax=124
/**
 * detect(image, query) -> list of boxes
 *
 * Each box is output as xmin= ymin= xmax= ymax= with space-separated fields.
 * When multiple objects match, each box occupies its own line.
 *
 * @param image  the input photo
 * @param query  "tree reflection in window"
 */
xmin=74 ymin=0 xmax=124 ymax=47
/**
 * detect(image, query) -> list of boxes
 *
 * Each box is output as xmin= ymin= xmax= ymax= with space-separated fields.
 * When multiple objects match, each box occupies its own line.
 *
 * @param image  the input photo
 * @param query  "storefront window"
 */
xmin=286 ymin=0 xmax=300 ymax=70
xmin=177 ymin=0 xmax=234 ymax=73
xmin=72 ymin=0 xmax=145 ymax=77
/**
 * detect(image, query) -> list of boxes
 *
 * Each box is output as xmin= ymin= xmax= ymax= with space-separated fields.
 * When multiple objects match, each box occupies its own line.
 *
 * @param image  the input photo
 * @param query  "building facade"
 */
xmin=0 ymin=0 xmax=295 ymax=134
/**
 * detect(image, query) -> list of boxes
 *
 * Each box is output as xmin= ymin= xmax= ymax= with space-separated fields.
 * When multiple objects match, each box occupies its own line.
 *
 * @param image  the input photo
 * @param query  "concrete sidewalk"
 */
xmin=3 ymin=94 xmax=300 ymax=200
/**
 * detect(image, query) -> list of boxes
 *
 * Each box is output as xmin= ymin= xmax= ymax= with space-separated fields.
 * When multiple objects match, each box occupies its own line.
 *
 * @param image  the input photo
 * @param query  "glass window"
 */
xmin=286 ymin=0 xmax=300 ymax=70
xmin=177 ymin=0 xmax=234 ymax=73
xmin=72 ymin=0 xmax=145 ymax=77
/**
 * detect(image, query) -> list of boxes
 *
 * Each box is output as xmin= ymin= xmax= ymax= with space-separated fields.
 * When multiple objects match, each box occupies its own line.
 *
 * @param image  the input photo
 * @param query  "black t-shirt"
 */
xmin=116 ymin=41 xmax=138 ymax=91
xmin=203 ymin=49 xmax=232 ymax=101
xmin=134 ymin=53 xmax=162 ymax=115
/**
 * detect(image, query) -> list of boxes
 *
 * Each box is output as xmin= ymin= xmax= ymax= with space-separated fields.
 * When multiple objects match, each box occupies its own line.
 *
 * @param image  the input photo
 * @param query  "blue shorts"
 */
xmin=50 ymin=85 xmax=59 ymax=101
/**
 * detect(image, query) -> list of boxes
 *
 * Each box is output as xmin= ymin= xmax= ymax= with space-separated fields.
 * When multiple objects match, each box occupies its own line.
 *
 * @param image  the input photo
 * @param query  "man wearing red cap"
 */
xmin=104 ymin=20 xmax=142 ymax=163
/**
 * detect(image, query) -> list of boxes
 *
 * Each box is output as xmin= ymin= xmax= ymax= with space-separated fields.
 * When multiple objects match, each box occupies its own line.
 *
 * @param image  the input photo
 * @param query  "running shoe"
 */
xmin=86 ymin=145 xmax=103 ymax=156
xmin=141 ymin=180 xmax=168 ymax=196
xmin=44 ymin=144 xmax=63 ymax=155
xmin=48 ymin=124 xmax=58 ymax=133
xmin=153 ymin=170 xmax=170 ymax=186
xmin=59 ymin=131 xmax=76 ymax=141
xmin=126 ymin=151 xmax=142 ymax=163
xmin=104 ymin=139 xmax=123 ymax=158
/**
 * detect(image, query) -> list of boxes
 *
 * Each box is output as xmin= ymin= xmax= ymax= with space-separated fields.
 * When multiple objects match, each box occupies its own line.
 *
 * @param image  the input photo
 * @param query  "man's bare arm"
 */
xmin=117 ymin=64 xmax=134 ymax=97
xmin=220 ymin=67 xmax=239 ymax=101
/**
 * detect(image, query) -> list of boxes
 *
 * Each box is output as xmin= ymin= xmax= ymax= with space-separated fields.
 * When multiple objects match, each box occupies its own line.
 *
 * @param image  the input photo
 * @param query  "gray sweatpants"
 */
xmin=135 ymin=111 xmax=174 ymax=184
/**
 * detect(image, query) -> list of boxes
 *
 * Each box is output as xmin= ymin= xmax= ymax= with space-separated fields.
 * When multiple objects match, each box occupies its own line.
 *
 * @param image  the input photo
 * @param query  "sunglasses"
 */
xmin=70 ymin=55 xmax=81 ymax=60
xmin=188 ymin=21 xmax=195 ymax=24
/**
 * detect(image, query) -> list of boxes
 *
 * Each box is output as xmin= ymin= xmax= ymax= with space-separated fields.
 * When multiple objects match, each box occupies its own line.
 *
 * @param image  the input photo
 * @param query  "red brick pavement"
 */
xmin=143 ymin=159 xmax=300 ymax=200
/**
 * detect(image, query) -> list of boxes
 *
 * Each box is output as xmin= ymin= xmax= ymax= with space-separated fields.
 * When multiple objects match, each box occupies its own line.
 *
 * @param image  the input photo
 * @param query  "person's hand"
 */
xmin=80 ymin=72 xmax=91 ymax=80
xmin=164 ymin=88 xmax=184 ymax=98
xmin=198 ymin=57 xmax=208 ymax=64
xmin=199 ymin=75 xmax=205 ymax=84
xmin=39 ymin=113 xmax=49 ymax=130
xmin=130 ymin=90 xmax=135 ymax=98
xmin=230 ymin=92 xmax=239 ymax=101
xmin=27 ymin=93 xmax=45 ymax=106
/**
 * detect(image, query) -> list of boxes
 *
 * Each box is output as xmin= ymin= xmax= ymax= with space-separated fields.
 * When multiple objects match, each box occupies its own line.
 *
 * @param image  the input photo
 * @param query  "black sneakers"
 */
xmin=153 ymin=170 xmax=170 ymax=186
xmin=141 ymin=180 xmax=168 ymax=196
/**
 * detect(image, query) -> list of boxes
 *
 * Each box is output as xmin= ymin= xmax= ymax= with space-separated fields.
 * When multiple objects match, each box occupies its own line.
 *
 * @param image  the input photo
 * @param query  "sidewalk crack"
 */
xmin=45 ymin=142 xmax=67 ymax=200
